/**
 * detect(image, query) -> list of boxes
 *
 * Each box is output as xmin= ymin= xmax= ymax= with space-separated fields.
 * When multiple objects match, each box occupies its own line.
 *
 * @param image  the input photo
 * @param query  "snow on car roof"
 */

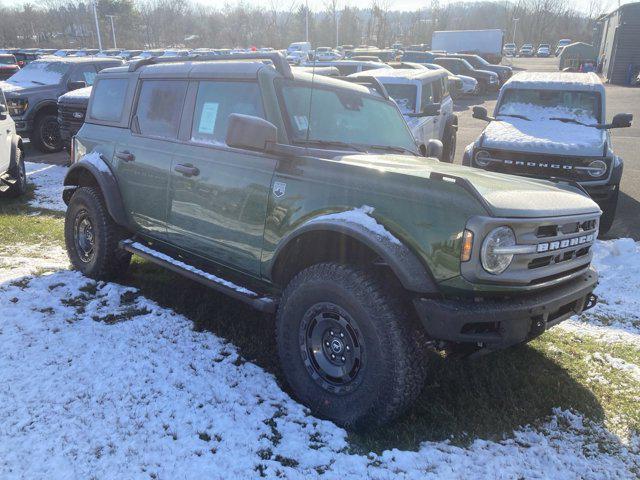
xmin=350 ymin=67 xmax=445 ymax=81
xmin=503 ymin=72 xmax=604 ymax=92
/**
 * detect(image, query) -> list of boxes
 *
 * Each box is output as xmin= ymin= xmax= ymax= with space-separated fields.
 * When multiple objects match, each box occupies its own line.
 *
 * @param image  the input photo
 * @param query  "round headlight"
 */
xmin=587 ymin=160 xmax=607 ymax=178
xmin=481 ymin=226 xmax=516 ymax=274
xmin=475 ymin=150 xmax=491 ymax=167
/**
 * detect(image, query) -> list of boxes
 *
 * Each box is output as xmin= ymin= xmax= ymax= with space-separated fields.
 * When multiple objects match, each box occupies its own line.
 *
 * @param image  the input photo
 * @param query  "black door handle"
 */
xmin=175 ymin=163 xmax=200 ymax=177
xmin=115 ymin=151 xmax=135 ymax=162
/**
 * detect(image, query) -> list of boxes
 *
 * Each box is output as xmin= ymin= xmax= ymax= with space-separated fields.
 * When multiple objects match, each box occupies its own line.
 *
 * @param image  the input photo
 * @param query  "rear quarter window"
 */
xmin=89 ymin=78 xmax=129 ymax=122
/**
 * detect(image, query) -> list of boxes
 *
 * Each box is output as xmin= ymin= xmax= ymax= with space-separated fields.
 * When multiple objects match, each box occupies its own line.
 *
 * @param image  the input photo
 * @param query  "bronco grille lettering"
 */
xmin=537 ymin=234 xmax=594 ymax=253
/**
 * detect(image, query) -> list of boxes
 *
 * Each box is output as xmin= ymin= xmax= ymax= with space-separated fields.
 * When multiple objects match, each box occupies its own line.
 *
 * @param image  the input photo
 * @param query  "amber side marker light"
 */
xmin=461 ymin=229 xmax=474 ymax=262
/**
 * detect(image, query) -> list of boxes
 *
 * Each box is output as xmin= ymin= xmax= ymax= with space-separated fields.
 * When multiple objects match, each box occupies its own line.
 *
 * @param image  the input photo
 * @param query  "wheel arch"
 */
xmin=31 ymin=100 xmax=58 ymax=121
xmin=269 ymin=221 xmax=439 ymax=294
xmin=9 ymin=134 xmax=23 ymax=165
xmin=63 ymin=155 xmax=129 ymax=227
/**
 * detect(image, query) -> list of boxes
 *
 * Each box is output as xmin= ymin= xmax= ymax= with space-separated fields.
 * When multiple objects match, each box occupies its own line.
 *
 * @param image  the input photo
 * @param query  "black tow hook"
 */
xmin=584 ymin=293 xmax=598 ymax=311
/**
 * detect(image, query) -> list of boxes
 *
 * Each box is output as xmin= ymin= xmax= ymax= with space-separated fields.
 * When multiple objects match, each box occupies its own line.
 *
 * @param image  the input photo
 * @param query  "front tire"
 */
xmin=65 ymin=187 xmax=131 ymax=279
xmin=441 ymin=125 xmax=457 ymax=163
xmin=31 ymin=113 xmax=63 ymax=153
xmin=276 ymin=263 xmax=428 ymax=429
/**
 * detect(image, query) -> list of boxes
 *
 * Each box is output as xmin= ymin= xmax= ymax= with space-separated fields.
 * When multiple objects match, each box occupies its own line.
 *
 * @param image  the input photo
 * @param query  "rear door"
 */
xmin=114 ymin=79 xmax=188 ymax=239
xmin=167 ymin=79 xmax=276 ymax=276
xmin=0 ymin=90 xmax=10 ymax=175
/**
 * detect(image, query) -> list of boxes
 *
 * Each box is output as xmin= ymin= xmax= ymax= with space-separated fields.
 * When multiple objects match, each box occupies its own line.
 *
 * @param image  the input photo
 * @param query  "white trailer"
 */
xmin=431 ymin=29 xmax=504 ymax=63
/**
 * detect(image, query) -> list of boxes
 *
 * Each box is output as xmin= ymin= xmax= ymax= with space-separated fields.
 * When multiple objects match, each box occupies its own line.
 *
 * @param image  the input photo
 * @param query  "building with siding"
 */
xmin=594 ymin=2 xmax=640 ymax=85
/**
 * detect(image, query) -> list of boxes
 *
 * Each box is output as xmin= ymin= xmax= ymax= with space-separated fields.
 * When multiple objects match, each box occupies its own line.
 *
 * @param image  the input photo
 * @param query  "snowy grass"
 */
xmin=1 ymin=163 xmax=639 ymax=477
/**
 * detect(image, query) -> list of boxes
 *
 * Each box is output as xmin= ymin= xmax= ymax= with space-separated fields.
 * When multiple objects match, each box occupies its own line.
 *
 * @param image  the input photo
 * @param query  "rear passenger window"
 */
xmin=90 ymin=78 xmax=128 ymax=122
xmin=135 ymin=80 xmax=188 ymax=139
xmin=421 ymin=82 xmax=434 ymax=111
xmin=191 ymin=81 xmax=264 ymax=144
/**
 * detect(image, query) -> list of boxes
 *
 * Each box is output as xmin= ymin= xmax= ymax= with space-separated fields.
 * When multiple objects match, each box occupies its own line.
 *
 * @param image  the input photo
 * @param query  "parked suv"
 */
xmin=0 ymin=88 xmax=26 ymax=197
xmin=351 ymin=67 xmax=458 ymax=161
xmin=64 ymin=53 xmax=600 ymax=428
xmin=463 ymin=72 xmax=632 ymax=234
xmin=0 ymin=56 xmax=123 ymax=152
xmin=433 ymin=57 xmax=499 ymax=93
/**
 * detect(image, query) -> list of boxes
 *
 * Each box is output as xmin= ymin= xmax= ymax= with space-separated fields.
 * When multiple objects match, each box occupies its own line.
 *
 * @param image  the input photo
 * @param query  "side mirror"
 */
xmin=67 ymin=80 xmax=86 ymax=91
xmin=422 ymin=102 xmax=440 ymax=116
xmin=472 ymin=106 xmax=488 ymax=120
xmin=0 ymin=110 xmax=6 ymax=121
xmin=226 ymin=114 xmax=277 ymax=152
xmin=425 ymin=139 xmax=443 ymax=160
xmin=610 ymin=113 xmax=633 ymax=129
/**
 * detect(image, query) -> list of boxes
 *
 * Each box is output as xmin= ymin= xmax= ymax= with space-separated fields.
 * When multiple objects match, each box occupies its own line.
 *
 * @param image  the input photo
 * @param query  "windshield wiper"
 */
xmin=295 ymin=139 xmax=366 ymax=152
xmin=549 ymin=117 xmax=595 ymax=127
xmin=367 ymin=144 xmax=417 ymax=155
xmin=497 ymin=113 xmax=530 ymax=121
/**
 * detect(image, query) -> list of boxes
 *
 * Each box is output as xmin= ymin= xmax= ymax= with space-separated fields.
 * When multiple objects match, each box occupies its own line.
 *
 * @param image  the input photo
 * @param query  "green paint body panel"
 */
xmin=73 ymin=63 xmax=601 ymax=297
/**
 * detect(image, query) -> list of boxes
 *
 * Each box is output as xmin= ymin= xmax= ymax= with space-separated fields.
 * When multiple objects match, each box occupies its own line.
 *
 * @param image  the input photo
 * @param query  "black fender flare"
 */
xmin=63 ymin=154 xmax=129 ymax=227
xmin=446 ymin=114 xmax=458 ymax=130
xmin=269 ymin=219 xmax=439 ymax=294
xmin=30 ymin=100 xmax=59 ymax=122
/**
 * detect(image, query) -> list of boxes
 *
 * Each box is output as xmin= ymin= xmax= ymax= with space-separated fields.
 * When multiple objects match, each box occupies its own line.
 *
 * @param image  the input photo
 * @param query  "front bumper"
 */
xmin=414 ymin=267 xmax=598 ymax=349
xmin=584 ymin=183 xmax=618 ymax=208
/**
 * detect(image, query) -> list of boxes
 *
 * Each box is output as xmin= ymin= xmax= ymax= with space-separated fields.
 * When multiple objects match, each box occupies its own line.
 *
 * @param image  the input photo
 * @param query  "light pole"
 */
xmin=92 ymin=0 xmax=103 ymax=51
xmin=106 ymin=15 xmax=117 ymax=49
xmin=512 ymin=18 xmax=519 ymax=45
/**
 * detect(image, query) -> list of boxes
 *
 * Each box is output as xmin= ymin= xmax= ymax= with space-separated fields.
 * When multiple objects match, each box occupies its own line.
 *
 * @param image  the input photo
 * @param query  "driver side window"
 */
xmin=420 ymin=83 xmax=434 ymax=112
xmin=68 ymin=64 xmax=98 ymax=86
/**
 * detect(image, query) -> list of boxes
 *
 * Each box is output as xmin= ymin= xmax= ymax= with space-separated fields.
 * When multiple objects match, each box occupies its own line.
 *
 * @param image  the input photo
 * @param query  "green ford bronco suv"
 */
xmin=63 ymin=53 xmax=601 ymax=428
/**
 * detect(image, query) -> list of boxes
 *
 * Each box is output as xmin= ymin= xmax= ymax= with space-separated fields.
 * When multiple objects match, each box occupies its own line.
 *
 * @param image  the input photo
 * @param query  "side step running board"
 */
xmin=120 ymin=239 xmax=278 ymax=313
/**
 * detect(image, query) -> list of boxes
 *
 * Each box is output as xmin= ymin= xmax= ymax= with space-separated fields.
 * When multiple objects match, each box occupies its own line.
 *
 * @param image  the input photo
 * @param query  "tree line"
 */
xmin=0 ymin=0 xmax=606 ymax=50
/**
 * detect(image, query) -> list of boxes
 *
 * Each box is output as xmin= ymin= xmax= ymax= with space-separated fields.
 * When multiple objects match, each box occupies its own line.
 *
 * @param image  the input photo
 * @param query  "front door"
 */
xmin=419 ymin=81 xmax=438 ymax=142
xmin=167 ymin=80 xmax=276 ymax=276
xmin=114 ymin=79 xmax=188 ymax=239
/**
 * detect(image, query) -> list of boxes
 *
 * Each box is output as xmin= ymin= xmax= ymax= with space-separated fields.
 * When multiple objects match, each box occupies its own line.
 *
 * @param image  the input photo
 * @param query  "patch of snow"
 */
xmin=25 ymin=162 xmax=68 ymax=212
xmin=0 ymin=243 xmax=68 ymax=283
xmin=503 ymin=71 xmax=602 ymax=91
xmin=58 ymin=86 xmax=92 ymax=101
xmin=0 ymin=253 xmax=638 ymax=478
xmin=481 ymin=117 xmax=604 ymax=157
xmin=126 ymin=240 xmax=257 ymax=296
xmin=591 ymin=353 xmax=640 ymax=383
xmin=310 ymin=205 xmax=402 ymax=245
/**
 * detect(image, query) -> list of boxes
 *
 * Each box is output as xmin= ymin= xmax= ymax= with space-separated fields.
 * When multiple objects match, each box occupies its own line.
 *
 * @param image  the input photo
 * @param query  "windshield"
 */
xmin=498 ymin=88 xmax=601 ymax=123
xmin=382 ymin=84 xmax=417 ymax=114
xmin=0 ymin=56 xmax=16 ymax=65
xmin=278 ymin=82 xmax=417 ymax=154
xmin=7 ymin=61 xmax=69 ymax=86
xmin=465 ymin=56 xmax=488 ymax=68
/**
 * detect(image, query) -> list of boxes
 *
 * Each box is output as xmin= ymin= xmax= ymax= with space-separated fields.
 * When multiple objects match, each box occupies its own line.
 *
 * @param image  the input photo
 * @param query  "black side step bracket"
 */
xmin=120 ymin=239 xmax=277 ymax=313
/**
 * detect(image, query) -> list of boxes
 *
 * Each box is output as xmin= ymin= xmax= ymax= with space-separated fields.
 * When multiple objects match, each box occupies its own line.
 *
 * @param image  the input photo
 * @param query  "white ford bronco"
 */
xmin=352 ymin=68 xmax=458 ymax=162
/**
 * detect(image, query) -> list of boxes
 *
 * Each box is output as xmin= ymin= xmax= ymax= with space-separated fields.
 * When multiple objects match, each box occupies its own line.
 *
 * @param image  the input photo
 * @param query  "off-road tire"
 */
xmin=2 ymin=148 xmax=27 ymax=198
xmin=31 ymin=113 xmax=63 ymax=153
xmin=442 ymin=124 xmax=457 ymax=163
xmin=65 ymin=186 xmax=131 ymax=279
xmin=276 ymin=262 xmax=429 ymax=429
xmin=598 ymin=187 xmax=619 ymax=236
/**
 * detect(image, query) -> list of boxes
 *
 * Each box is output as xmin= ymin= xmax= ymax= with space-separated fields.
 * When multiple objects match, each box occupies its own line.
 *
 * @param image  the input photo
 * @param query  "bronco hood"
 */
xmin=480 ymin=118 xmax=606 ymax=157
xmin=339 ymin=154 xmax=600 ymax=218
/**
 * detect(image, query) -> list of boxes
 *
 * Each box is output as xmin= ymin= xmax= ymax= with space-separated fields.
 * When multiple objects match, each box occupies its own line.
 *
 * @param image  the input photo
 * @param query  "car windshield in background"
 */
xmin=0 ymin=56 xmax=16 ymax=65
xmin=7 ymin=60 xmax=69 ymax=86
xmin=498 ymin=89 xmax=601 ymax=122
xmin=382 ymin=84 xmax=417 ymax=114
xmin=279 ymin=82 xmax=417 ymax=154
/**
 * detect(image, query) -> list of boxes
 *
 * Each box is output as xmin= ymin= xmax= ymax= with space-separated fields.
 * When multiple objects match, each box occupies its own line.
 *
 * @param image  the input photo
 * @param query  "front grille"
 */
xmin=58 ymin=104 xmax=86 ymax=140
xmin=476 ymin=149 xmax=609 ymax=183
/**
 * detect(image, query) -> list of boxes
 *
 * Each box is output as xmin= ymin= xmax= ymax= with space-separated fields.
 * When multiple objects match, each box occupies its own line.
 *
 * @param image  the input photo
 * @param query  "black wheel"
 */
xmin=276 ymin=263 xmax=428 ymax=429
xmin=65 ymin=187 xmax=131 ymax=279
xmin=31 ymin=113 xmax=63 ymax=153
xmin=2 ymin=148 xmax=27 ymax=198
xmin=441 ymin=125 xmax=457 ymax=163
xmin=598 ymin=187 xmax=619 ymax=236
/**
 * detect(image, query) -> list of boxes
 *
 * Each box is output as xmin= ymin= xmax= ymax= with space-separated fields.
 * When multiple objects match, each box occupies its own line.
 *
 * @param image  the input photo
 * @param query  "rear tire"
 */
xmin=276 ymin=262 xmax=428 ymax=429
xmin=31 ymin=113 xmax=63 ymax=153
xmin=65 ymin=186 xmax=131 ymax=279
xmin=441 ymin=124 xmax=457 ymax=163
xmin=2 ymin=148 xmax=27 ymax=198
